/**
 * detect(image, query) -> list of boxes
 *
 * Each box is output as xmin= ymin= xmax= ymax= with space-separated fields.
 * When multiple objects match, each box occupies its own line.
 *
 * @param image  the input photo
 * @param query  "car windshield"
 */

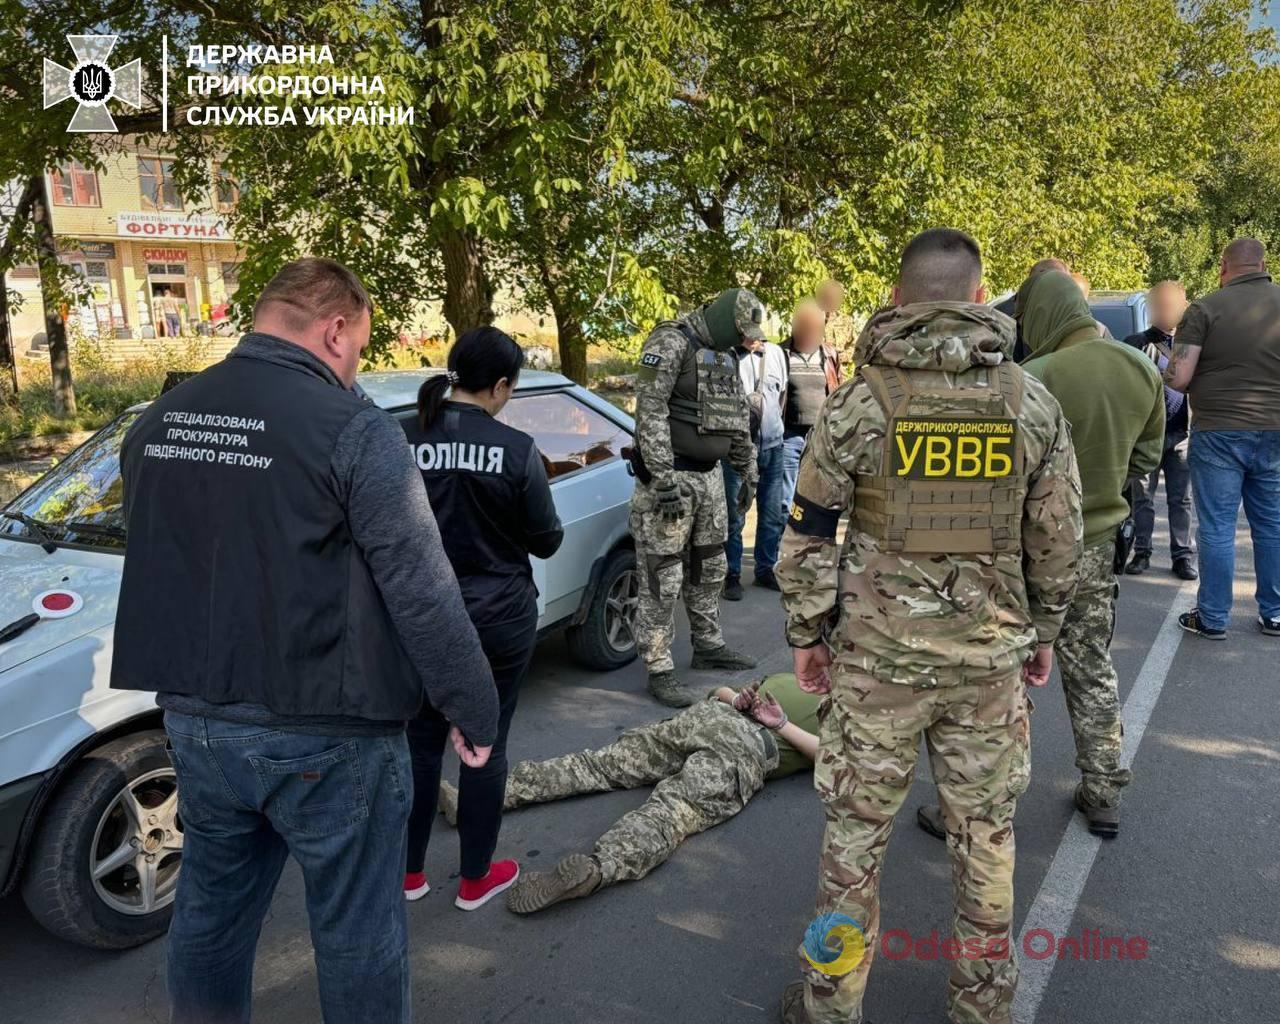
xmin=1 ymin=412 xmax=137 ymax=551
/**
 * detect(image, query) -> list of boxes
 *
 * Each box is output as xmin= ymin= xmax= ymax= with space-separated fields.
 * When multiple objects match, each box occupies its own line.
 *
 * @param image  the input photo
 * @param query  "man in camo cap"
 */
xmin=775 ymin=229 xmax=1083 ymax=1024
xmin=626 ymin=287 xmax=763 ymax=707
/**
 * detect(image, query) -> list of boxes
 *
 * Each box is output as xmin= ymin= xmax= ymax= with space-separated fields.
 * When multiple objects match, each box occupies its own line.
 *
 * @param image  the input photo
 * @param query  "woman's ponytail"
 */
xmin=418 ymin=327 xmax=526 ymax=430
xmin=417 ymin=375 xmax=451 ymax=431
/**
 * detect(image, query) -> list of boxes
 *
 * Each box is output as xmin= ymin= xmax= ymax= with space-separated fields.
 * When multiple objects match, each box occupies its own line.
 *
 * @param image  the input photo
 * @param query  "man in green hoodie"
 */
xmin=1019 ymin=270 xmax=1163 ymax=835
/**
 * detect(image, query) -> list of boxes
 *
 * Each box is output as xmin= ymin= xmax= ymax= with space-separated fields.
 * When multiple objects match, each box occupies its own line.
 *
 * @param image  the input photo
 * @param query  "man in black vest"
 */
xmin=113 ymin=258 xmax=497 ymax=1022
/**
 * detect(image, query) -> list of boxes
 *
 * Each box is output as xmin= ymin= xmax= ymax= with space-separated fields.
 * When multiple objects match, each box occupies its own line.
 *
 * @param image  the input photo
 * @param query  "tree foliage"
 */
xmin=1 ymin=0 xmax=1278 ymax=390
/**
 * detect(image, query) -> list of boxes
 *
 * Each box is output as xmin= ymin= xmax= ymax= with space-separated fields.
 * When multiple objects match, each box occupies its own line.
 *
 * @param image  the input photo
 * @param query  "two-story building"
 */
xmin=42 ymin=141 xmax=244 ymax=341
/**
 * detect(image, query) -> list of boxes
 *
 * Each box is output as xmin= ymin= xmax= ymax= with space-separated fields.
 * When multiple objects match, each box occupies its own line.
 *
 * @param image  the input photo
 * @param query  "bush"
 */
xmin=0 ymin=333 xmax=217 ymax=444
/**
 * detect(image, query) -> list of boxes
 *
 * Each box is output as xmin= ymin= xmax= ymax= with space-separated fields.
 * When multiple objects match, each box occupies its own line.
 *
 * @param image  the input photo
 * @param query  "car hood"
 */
xmin=0 ymin=540 xmax=121 ymax=674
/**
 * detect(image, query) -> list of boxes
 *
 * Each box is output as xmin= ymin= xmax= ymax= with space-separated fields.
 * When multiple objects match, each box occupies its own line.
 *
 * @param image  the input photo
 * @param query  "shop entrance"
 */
xmin=147 ymin=260 xmax=188 ymax=337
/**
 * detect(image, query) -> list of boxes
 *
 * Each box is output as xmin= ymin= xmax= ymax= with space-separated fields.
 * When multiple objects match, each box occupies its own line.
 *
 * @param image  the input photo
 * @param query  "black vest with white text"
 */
xmin=111 ymin=343 xmax=422 ymax=720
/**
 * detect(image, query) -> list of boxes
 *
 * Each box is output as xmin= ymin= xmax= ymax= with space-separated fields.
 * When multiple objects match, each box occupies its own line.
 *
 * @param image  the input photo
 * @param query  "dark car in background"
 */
xmin=1089 ymin=290 xmax=1149 ymax=339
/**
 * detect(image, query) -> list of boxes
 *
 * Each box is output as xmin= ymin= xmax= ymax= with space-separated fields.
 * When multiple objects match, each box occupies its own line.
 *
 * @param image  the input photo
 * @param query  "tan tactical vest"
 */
xmin=852 ymin=361 xmax=1027 ymax=553
xmin=664 ymin=323 xmax=745 ymax=462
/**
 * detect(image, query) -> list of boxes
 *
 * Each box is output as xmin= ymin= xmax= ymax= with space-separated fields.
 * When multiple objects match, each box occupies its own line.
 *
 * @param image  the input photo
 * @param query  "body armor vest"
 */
xmin=852 ymin=361 xmax=1027 ymax=553
xmin=663 ymin=322 xmax=746 ymax=463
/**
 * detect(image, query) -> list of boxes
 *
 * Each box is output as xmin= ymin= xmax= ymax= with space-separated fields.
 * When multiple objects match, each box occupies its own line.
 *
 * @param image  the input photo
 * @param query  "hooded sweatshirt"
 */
xmin=1021 ymin=272 xmax=1164 ymax=548
xmin=777 ymin=302 xmax=1083 ymax=687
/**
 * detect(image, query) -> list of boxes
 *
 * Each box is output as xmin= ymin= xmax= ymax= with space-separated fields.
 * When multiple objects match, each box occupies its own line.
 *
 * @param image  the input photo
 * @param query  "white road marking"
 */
xmin=1012 ymin=579 xmax=1195 ymax=1024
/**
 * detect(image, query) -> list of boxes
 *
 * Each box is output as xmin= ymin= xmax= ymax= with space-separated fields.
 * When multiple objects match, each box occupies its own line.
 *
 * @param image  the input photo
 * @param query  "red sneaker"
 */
xmin=455 ymin=860 xmax=520 ymax=911
xmin=403 ymin=872 xmax=431 ymax=902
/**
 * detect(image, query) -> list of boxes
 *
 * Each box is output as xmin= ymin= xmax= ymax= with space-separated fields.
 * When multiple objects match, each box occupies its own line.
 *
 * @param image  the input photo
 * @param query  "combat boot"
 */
xmin=648 ymin=671 xmax=695 ymax=708
xmin=1074 ymin=784 xmax=1120 ymax=838
xmin=779 ymin=983 xmax=809 ymax=1024
xmin=506 ymin=853 xmax=602 ymax=914
xmin=780 ymin=982 xmax=874 ymax=1024
xmin=691 ymin=644 xmax=758 ymax=671
xmin=915 ymin=804 xmax=946 ymax=841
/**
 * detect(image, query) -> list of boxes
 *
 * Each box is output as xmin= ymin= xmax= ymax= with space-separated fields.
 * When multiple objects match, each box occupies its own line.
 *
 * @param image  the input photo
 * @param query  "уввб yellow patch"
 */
xmin=890 ymin=417 xmax=1017 ymax=480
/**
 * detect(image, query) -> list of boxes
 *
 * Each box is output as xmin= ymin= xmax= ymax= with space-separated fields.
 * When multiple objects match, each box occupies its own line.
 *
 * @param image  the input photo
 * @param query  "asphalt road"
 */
xmin=2 ymin=507 xmax=1277 ymax=1024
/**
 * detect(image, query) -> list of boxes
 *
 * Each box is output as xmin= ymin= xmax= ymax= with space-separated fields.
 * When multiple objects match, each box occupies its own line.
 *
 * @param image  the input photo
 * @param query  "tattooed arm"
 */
xmin=1163 ymin=304 xmax=1206 ymax=392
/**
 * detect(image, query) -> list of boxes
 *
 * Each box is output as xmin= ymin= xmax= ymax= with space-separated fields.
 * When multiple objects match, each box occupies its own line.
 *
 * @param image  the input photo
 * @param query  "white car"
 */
xmin=0 ymin=369 xmax=638 ymax=949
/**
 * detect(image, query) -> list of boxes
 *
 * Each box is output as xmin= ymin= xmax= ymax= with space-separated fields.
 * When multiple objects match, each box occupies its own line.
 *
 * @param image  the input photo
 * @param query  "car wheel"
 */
xmin=567 ymin=547 xmax=640 ymax=671
xmin=21 ymin=730 xmax=182 ymax=950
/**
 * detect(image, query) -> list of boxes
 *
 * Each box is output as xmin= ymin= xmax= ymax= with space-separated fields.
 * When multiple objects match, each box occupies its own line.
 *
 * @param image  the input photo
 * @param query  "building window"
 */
xmin=49 ymin=162 xmax=100 ymax=207
xmin=213 ymin=164 xmax=239 ymax=212
xmin=138 ymin=157 xmax=183 ymax=211
xmin=221 ymin=261 xmax=240 ymax=288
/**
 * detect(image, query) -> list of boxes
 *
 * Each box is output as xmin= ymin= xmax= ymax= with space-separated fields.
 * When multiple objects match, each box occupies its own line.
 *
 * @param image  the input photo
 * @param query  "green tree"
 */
xmin=0 ymin=0 xmax=179 ymax=413
xmin=196 ymin=0 xmax=694 ymax=381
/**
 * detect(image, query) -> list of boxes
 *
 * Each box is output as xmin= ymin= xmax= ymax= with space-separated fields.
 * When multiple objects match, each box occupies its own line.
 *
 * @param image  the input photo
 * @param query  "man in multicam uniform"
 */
xmin=775 ymin=230 xmax=1083 ymax=1024
xmin=431 ymin=674 xmax=821 ymax=914
xmin=628 ymin=288 xmax=763 ymax=708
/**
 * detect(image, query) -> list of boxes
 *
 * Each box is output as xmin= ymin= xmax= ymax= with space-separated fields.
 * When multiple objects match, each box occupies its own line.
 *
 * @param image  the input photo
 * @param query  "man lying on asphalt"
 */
xmin=430 ymin=675 xmax=821 ymax=914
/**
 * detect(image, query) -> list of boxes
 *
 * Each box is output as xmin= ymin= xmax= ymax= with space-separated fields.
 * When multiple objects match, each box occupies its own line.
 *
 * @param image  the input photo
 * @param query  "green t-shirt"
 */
xmin=759 ymin=673 xmax=822 ymax=779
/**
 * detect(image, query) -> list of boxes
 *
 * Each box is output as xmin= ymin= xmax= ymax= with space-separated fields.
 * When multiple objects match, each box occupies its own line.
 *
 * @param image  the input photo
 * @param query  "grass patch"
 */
xmin=1 ymin=334 xmax=645 ymax=445
xmin=1 ymin=335 xmax=219 ymax=444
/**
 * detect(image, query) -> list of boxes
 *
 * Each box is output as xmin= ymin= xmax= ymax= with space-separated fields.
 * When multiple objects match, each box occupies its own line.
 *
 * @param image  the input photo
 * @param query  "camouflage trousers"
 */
xmin=630 ymin=469 xmax=729 ymax=674
xmin=1055 ymin=540 xmax=1132 ymax=808
xmin=801 ymin=671 xmax=1030 ymax=1024
xmin=504 ymin=700 xmax=778 ymax=885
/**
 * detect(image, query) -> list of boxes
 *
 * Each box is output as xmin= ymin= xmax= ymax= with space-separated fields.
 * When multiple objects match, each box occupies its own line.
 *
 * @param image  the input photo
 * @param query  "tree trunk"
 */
xmin=538 ymin=248 xmax=588 ymax=384
xmin=438 ymin=225 xmax=493 ymax=339
xmin=0 ymin=278 xmax=18 ymax=405
xmin=555 ymin=312 xmax=587 ymax=385
xmin=29 ymin=177 xmax=75 ymax=416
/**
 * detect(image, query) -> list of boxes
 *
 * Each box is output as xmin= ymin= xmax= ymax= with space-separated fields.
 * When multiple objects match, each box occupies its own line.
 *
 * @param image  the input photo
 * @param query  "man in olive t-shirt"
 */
xmin=1165 ymin=238 xmax=1280 ymax=640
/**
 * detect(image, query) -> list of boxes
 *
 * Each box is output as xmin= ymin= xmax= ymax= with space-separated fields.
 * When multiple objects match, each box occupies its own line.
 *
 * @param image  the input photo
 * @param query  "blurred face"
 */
xmin=791 ymin=308 xmax=826 ymax=350
xmin=1148 ymin=284 xmax=1187 ymax=335
xmin=817 ymin=281 xmax=843 ymax=315
xmin=740 ymin=335 xmax=763 ymax=354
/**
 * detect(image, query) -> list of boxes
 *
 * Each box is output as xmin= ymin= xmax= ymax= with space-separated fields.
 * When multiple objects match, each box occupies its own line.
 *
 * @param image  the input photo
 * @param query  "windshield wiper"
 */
xmin=62 ymin=520 xmax=126 ymax=541
xmin=1 ymin=511 xmax=59 ymax=552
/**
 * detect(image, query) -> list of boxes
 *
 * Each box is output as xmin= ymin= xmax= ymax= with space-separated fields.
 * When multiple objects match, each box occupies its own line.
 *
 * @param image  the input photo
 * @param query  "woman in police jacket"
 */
xmin=402 ymin=327 xmax=564 ymax=908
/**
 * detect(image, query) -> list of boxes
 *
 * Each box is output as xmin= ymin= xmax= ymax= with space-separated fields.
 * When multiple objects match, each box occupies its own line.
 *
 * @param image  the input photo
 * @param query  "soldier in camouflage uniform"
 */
xmin=461 ymin=675 xmax=821 ymax=913
xmin=775 ymin=230 xmax=1084 ymax=1024
xmin=1017 ymin=271 xmax=1162 ymax=835
xmin=629 ymin=288 xmax=764 ymax=708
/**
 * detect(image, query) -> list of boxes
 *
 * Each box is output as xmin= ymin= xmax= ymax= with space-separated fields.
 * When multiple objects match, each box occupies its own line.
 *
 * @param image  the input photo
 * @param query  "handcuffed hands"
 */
xmin=730 ymin=681 xmax=789 ymax=730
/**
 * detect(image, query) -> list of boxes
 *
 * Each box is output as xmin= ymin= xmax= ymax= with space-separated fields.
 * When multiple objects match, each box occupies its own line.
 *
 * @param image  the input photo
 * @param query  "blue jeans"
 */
xmin=780 ymin=432 xmax=808 ymax=511
xmin=723 ymin=443 xmax=785 ymax=579
xmin=1188 ymin=430 xmax=1280 ymax=630
xmin=164 ymin=713 xmax=413 ymax=1024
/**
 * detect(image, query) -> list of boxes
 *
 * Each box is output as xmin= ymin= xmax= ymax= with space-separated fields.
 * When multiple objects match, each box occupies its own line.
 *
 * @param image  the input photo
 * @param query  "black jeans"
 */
xmin=405 ymin=607 xmax=538 ymax=880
